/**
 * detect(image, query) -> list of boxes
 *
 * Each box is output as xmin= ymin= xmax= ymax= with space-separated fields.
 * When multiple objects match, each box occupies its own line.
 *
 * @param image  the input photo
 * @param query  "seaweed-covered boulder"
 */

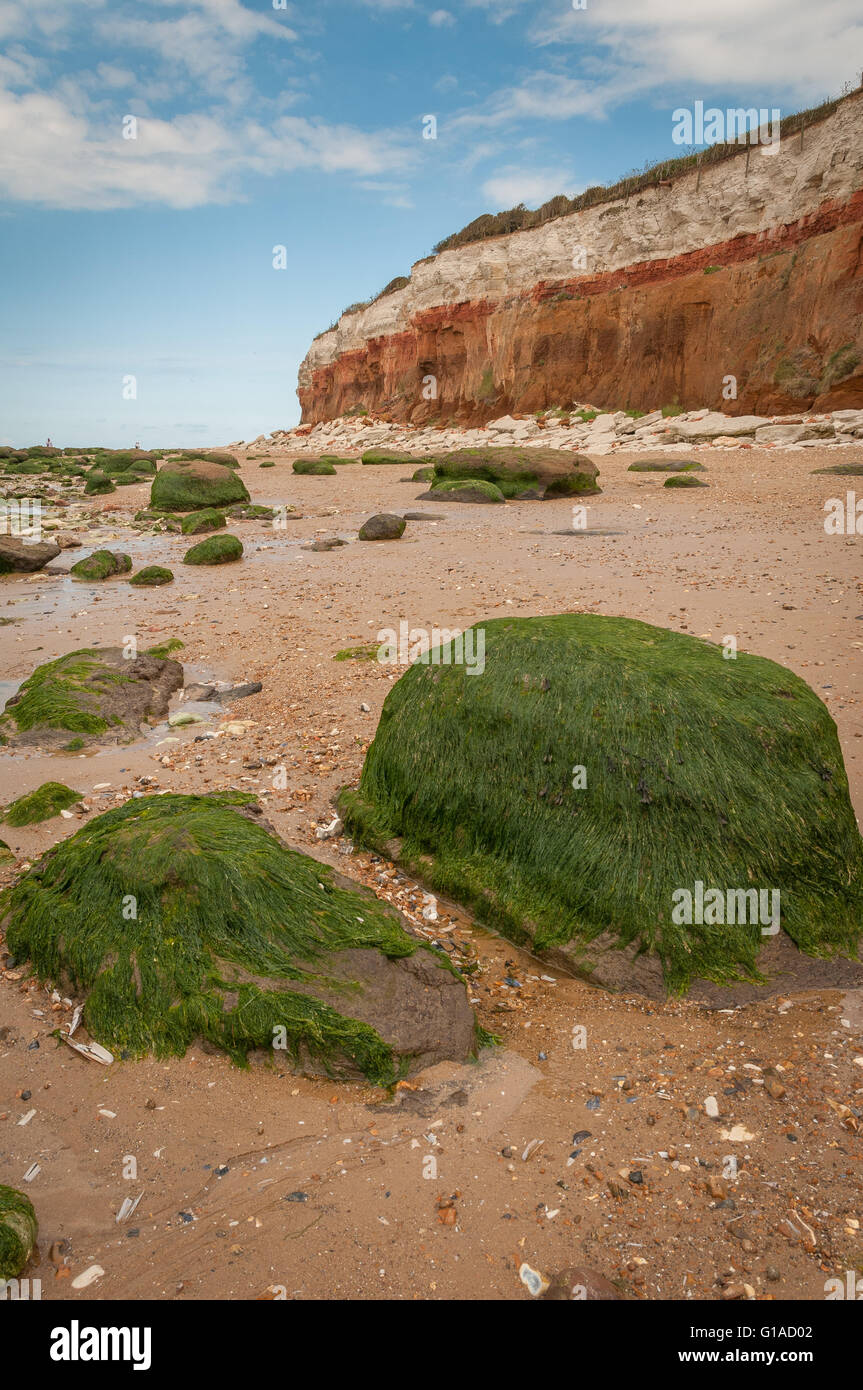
xmin=84 ymin=473 xmax=115 ymax=495
xmin=130 ymin=565 xmax=174 ymax=586
xmin=293 ymin=458 xmax=336 ymax=475
xmin=339 ymin=614 xmax=863 ymax=996
xmin=0 ymin=1186 xmax=38 ymax=1280
xmin=70 ymin=550 xmax=132 ymax=580
xmin=150 ymin=459 xmax=249 ymax=512
xmin=180 ymin=508 xmax=226 ymax=536
xmin=0 ymin=536 xmax=60 ymax=574
xmin=420 ymin=479 xmax=506 ymax=504
xmin=2 ymin=782 xmax=80 ymax=827
xmin=664 ymin=474 xmax=709 ymax=488
xmin=358 ymin=514 xmax=406 ymax=541
xmin=1 ymin=794 xmax=477 ymax=1083
xmin=183 ymin=534 xmax=243 ymax=565
xmin=0 ymin=647 xmax=183 ymax=749
xmin=362 ymin=450 xmax=416 ymax=465
xmin=174 ymin=450 xmax=240 ymax=468
xmin=427 ymin=448 xmax=600 ymax=499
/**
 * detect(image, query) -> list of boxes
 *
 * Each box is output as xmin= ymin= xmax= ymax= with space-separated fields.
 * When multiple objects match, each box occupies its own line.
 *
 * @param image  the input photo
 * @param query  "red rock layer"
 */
xmin=298 ymin=192 xmax=863 ymax=424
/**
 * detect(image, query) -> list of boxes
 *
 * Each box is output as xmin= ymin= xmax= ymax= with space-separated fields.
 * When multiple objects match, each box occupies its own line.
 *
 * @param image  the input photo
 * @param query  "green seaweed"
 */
xmin=339 ymin=613 xmax=863 ymax=993
xmin=0 ymin=649 xmax=133 ymax=738
xmin=183 ymin=534 xmax=243 ymax=565
xmin=2 ymin=782 xmax=80 ymax=827
xmin=180 ymin=508 xmax=226 ymax=536
xmin=0 ymin=1186 xmax=38 ymax=1280
xmin=1 ymin=793 xmax=439 ymax=1082
xmin=130 ymin=566 xmax=174 ymax=586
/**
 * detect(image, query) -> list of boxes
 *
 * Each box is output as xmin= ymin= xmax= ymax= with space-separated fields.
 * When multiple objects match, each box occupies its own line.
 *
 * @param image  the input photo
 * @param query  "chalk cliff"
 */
xmin=298 ymin=92 xmax=863 ymax=424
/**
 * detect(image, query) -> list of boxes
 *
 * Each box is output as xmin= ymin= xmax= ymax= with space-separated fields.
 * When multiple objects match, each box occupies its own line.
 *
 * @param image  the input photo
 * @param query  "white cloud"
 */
xmin=429 ymin=9 xmax=456 ymax=27
xmin=0 ymin=86 xmax=414 ymax=208
xmin=450 ymin=73 xmax=611 ymax=132
xmin=528 ymin=0 xmax=862 ymax=105
xmin=481 ymin=166 xmax=577 ymax=207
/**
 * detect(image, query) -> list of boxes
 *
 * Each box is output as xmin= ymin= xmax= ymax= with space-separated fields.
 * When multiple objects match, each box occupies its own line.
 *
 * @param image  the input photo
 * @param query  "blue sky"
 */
xmin=0 ymin=0 xmax=859 ymax=447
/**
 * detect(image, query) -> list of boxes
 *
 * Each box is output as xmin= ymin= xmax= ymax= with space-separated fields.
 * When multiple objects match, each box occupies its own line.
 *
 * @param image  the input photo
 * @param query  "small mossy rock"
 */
xmin=176 ymin=450 xmax=240 ymax=468
xmin=70 ymin=550 xmax=132 ymax=581
xmin=1 ymin=793 xmax=476 ymax=1082
xmin=430 ymin=447 xmax=601 ymax=498
xmin=319 ymin=455 xmax=359 ymax=465
xmin=664 ymin=474 xmax=709 ymax=488
xmin=2 ymin=782 xmax=80 ymax=827
xmin=421 ymin=479 xmax=506 ymax=504
xmin=0 ymin=1186 xmax=38 ymax=1280
xmin=180 ymin=508 xmax=226 ymax=536
xmin=226 ymin=503 xmax=275 ymax=519
xmin=84 ymin=473 xmax=115 ymax=496
xmin=628 ymin=459 xmax=705 ymax=472
xmin=412 ymin=465 xmax=435 ymax=482
xmin=0 ymin=646 xmax=183 ymax=749
xmin=0 ymin=537 xmax=60 ymax=574
xmin=101 ymin=450 xmax=158 ymax=469
xmin=183 ymin=533 xmax=243 ymax=565
xmin=812 ymin=463 xmax=863 ymax=476
xmin=130 ymin=565 xmax=174 ymax=587
xmin=293 ymin=458 xmax=336 ymax=475
xmin=361 ymin=449 xmax=416 ymax=465
xmin=338 ymin=613 xmax=863 ymax=997
xmin=150 ymin=459 xmax=249 ymax=512
xmin=358 ymin=514 xmax=407 ymax=541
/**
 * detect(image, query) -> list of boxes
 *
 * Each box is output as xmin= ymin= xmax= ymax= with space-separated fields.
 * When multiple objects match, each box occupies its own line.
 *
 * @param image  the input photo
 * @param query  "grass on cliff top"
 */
xmin=2 ymin=782 xmax=80 ymax=827
xmin=0 ymin=1186 xmax=38 ymax=1280
xmin=338 ymin=613 xmax=863 ymax=993
xmin=2 ymin=792 xmax=427 ymax=1081
xmin=0 ymin=649 xmax=132 ymax=739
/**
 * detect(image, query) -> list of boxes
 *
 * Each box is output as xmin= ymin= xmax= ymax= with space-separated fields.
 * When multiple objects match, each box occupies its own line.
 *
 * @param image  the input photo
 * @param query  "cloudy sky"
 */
xmin=0 ymin=0 xmax=859 ymax=445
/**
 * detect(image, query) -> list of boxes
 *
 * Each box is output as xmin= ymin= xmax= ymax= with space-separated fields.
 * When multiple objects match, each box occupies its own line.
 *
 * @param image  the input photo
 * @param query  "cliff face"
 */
xmin=298 ymin=93 xmax=863 ymax=424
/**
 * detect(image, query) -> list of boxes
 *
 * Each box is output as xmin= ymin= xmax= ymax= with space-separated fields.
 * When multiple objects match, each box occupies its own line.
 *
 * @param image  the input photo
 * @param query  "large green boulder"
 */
xmin=0 ymin=647 xmax=183 ymax=749
xmin=339 ymin=614 xmax=863 ymax=996
xmin=150 ymin=459 xmax=249 ymax=512
xmin=0 ymin=1187 xmax=38 ymax=1280
xmin=0 ymin=794 xmax=476 ymax=1082
xmin=427 ymin=447 xmax=600 ymax=499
